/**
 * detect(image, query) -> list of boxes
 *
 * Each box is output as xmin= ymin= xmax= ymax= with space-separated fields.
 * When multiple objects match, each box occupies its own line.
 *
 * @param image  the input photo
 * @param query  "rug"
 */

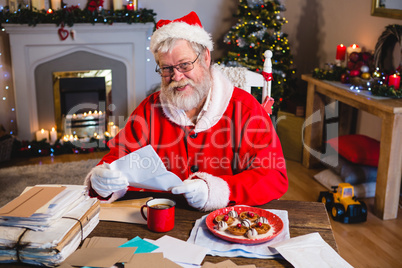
xmin=0 ymin=159 xmax=100 ymax=207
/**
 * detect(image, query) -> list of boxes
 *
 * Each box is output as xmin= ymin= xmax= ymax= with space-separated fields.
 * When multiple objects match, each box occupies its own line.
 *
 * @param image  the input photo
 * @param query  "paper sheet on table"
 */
xmin=99 ymin=198 xmax=151 ymax=224
xmin=109 ymin=145 xmax=183 ymax=191
xmin=269 ymin=232 xmax=353 ymax=268
xmin=64 ymin=247 xmax=137 ymax=267
xmin=144 ymin=235 xmax=209 ymax=266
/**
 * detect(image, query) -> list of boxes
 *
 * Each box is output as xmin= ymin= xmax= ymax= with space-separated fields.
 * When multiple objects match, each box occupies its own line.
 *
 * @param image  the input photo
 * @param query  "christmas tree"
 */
xmin=218 ymin=0 xmax=297 ymax=114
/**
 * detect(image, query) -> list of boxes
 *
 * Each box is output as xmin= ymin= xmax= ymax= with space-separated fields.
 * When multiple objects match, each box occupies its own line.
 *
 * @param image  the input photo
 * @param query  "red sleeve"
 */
xmin=220 ymin=93 xmax=288 ymax=206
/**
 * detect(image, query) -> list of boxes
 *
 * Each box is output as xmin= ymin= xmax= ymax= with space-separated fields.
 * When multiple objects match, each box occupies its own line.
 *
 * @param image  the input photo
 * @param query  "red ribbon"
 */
xmin=262 ymin=96 xmax=275 ymax=115
xmin=262 ymin=71 xmax=273 ymax=82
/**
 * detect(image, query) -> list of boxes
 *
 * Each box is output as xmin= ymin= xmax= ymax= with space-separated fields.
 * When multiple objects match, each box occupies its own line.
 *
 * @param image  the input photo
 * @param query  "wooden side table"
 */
xmin=301 ymin=74 xmax=402 ymax=220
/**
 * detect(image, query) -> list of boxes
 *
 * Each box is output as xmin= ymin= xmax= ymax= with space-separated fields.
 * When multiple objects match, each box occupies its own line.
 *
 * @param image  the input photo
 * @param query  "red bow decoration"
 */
xmin=262 ymin=96 xmax=275 ymax=115
xmin=156 ymin=11 xmax=203 ymax=29
xmin=262 ymin=71 xmax=273 ymax=82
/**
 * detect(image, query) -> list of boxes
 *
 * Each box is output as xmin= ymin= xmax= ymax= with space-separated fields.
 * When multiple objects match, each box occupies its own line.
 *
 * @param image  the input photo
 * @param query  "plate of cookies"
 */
xmin=205 ymin=206 xmax=284 ymax=244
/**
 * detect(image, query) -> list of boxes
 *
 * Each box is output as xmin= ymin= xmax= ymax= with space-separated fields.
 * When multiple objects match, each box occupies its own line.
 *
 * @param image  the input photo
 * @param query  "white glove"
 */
xmin=171 ymin=179 xmax=208 ymax=210
xmin=89 ymin=163 xmax=129 ymax=198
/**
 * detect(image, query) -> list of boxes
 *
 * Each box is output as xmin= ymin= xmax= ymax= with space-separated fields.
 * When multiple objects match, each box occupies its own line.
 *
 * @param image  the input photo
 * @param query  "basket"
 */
xmin=0 ymin=135 xmax=14 ymax=162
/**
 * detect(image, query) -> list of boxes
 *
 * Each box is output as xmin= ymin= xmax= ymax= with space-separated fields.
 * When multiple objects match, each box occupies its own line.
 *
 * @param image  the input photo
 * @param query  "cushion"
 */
xmin=326 ymin=134 xmax=380 ymax=167
xmin=313 ymin=169 xmax=376 ymax=198
xmin=320 ymin=154 xmax=377 ymax=184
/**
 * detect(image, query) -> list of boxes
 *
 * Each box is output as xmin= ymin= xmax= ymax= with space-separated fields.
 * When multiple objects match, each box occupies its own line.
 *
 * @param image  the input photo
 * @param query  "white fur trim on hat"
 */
xmin=188 ymin=172 xmax=230 ymax=212
xmin=150 ymin=21 xmax=213 ymax=54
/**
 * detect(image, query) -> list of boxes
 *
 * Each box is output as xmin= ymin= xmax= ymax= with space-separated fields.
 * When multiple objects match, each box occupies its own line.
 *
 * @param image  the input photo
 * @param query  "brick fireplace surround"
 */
xmin=5 ymin=23 xmax=158 ymax=140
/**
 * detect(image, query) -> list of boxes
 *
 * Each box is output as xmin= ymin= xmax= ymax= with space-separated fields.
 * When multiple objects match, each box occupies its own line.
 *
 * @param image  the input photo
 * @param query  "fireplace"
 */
xmin=4 ymin=23 xmax=159 ymax=140
xmin=53 ymin=69 xmax=111 ymax=138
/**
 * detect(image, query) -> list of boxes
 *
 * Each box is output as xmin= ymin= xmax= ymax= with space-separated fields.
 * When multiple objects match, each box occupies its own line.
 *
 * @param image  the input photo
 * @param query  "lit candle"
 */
xmin=113 ymin=0 xmax=123 ymax=10
xmin=50 ymin=127 xmax=57 ymax=144
xmin=36 ymin=129 xmax=49 ymax=142
xmin=111 ymin=125 xmax=119 ymax=137
xmin=51 ymin=0 xmax=61 ymax=9
xmin=388 ymin=74 xmax=401 ymax=89
xmin=102 ymin=0 xmax=110 ymax=9
xmin=346 ymin=44 xmax=361 ymax=55
xmin=46 ymin=8 xmax=53 ymax=14
xmin=336 ymin=44 xmax=346 ymax=61
xmin=108 ymin=121 xmax=114 ymax=133
xmin=31 ymin=0 xmax=45 ymax=10
xmin=127 ymin=2 xmax=134 ymax=10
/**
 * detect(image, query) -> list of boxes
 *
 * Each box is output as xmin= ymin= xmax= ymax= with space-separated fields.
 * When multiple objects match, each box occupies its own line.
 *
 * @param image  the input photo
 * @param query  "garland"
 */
xmin=8 ymin=135 xmax=110 ymax=158
xmin=0 ymin=5 xmax=156 ymax=28
xmin=371 ymin=84 xmax=402 ymax=98
xmin=313 ymin=67 xmax=402 ymax=98
xmin=312 ymin=66 xmax=347 ymax=81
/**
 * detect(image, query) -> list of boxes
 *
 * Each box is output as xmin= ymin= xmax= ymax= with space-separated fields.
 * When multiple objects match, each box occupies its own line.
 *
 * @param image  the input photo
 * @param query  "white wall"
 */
xmin=281 ymin=0 xmax=400 ymax=140
xmin=139 ymin=0 xmax=238 ymax=61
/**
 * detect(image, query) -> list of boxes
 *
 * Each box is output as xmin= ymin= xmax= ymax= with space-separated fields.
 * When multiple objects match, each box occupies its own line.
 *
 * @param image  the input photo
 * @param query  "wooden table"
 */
xmin=301 ymin=74 xmax=402 ymax=220
xmin=92 ymin=201 xmax=336 ymax=267
xmin=1 ymin=195 xmax=337 ymax=267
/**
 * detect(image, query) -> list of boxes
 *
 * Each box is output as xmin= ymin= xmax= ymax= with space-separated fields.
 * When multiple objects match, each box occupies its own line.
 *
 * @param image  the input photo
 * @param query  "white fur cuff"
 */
xmin=83 ymin=166 xmax=95 ymax=192
xmin=189 ymin=172 xmax=230 ymax=212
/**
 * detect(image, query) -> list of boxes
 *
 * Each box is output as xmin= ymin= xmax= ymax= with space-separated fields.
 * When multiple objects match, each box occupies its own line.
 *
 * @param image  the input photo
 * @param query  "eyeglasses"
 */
xmin=155 ymin=54 xmax=200 ymax=77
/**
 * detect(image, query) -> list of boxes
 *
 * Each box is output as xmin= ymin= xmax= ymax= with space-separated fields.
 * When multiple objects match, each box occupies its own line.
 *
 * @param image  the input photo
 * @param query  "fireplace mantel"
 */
xmin=5 ymin=23 xmax=158 ymax=140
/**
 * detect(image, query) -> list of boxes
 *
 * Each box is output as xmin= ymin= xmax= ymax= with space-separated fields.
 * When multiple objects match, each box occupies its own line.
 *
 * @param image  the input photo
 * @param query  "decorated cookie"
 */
xmin=214 ymin=214 xmax=235 ymax=225
xmin=252 ymin=222 xmax=271 ymax=234
xmin=239 ymin=211 xmax=259 ymax=222
xmin=226 ymin=223 xmax=248 ymax=236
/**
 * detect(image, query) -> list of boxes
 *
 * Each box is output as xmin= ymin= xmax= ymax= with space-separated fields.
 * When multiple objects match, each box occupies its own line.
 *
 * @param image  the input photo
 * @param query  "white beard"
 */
xmin=160 ymin=69 xmax=212 ymax=111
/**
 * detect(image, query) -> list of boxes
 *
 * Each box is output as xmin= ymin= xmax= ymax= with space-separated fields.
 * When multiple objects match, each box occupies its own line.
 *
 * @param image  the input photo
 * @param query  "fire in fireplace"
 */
xmin=53 ymin=70 xmax=112 ymax=139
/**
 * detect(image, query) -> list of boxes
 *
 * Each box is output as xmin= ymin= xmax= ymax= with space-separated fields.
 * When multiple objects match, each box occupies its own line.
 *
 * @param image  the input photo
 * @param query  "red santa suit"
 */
xmin=88 ymin=66 xmax=288 ymax=211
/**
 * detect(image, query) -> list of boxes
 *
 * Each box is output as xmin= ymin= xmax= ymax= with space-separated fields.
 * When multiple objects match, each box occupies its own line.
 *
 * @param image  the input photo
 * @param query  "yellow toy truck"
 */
xmin=318 ymin=183 xmax=367 ymax=223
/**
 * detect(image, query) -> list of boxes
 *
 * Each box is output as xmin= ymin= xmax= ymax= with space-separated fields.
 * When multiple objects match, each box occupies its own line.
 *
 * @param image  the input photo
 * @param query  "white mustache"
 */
xmin=168 ymin=79 xmax=195 ymax=91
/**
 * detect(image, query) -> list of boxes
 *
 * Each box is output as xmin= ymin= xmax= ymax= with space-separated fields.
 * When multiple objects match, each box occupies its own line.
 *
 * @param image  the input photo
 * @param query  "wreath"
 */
xmin=373 ymin=24 xmax=402 ymax=74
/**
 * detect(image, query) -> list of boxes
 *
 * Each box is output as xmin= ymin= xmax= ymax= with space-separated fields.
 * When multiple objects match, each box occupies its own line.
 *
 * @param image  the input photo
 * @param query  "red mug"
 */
xmin=141 ymin=198 xmax=176 ymax=232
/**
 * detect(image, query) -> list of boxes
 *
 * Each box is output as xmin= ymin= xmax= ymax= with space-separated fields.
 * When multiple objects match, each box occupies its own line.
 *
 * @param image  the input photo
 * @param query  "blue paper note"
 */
xmin=119 ymin=236 xmax=159 ymax=254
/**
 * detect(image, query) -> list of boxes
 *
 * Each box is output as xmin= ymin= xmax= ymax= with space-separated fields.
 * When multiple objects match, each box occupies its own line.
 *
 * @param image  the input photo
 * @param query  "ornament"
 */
xmin=340 ymin=73 xmax=349 ymax=84
xmin=70 ymin=30 xmax=76 ymax=40
xmin=360 ymin=65 xmax=369 ymax=73
xmin=58 ymin=26 xmax=69 ymax=41
xmin=349 ymin=69 xmax=360 ymax=77
xmin=361 ymin=72 xmax=371 ymax=80
xmin=237 ymin=37 xmax=246 ymax=48
xmin=349 ymin=52 xmax=361 ymax=63
xmin=246 ymin=0 xmax=264 ymax=8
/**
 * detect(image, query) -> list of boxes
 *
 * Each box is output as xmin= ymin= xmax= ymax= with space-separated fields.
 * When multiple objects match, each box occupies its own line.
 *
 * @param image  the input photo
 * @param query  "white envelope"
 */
xmin=269 ymin=232 xmax=353 ymax=268
xmin=109 ymin=145 xmax=183 ymax=191
xmin=146 ymin=235 xmax=209 ymax=266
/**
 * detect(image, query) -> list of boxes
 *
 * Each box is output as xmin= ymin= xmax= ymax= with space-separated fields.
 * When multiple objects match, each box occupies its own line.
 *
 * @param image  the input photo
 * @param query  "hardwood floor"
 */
xmin=1 ymin=153 xmax=401 ymax=267
xmin=283 ymin=160 xmax=402 ymax=268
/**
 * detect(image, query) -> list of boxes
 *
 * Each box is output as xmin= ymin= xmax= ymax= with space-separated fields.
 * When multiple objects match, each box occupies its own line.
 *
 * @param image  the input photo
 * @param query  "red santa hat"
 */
xmin=150 ymin=11 xmax=214 ymax=54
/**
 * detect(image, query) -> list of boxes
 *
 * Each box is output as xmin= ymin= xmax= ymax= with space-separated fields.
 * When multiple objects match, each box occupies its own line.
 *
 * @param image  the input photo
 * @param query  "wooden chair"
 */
xmin=215 ymin=50 xmax=275 ymax=114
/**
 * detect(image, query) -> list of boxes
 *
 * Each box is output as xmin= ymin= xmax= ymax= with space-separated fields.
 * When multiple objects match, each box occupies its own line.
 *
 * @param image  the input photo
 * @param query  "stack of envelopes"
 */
xmin=0 ymin=185 xmax=100 ymax=267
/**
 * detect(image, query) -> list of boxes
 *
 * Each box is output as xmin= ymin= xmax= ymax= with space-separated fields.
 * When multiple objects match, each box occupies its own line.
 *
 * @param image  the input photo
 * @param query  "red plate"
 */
xmin=205 ymin=206 xmax=284 ymax=244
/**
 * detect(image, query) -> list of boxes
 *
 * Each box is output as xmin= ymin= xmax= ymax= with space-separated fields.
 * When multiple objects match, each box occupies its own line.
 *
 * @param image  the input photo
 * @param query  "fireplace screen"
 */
xmin=53 ymin=70 xmax=112 ymax=139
